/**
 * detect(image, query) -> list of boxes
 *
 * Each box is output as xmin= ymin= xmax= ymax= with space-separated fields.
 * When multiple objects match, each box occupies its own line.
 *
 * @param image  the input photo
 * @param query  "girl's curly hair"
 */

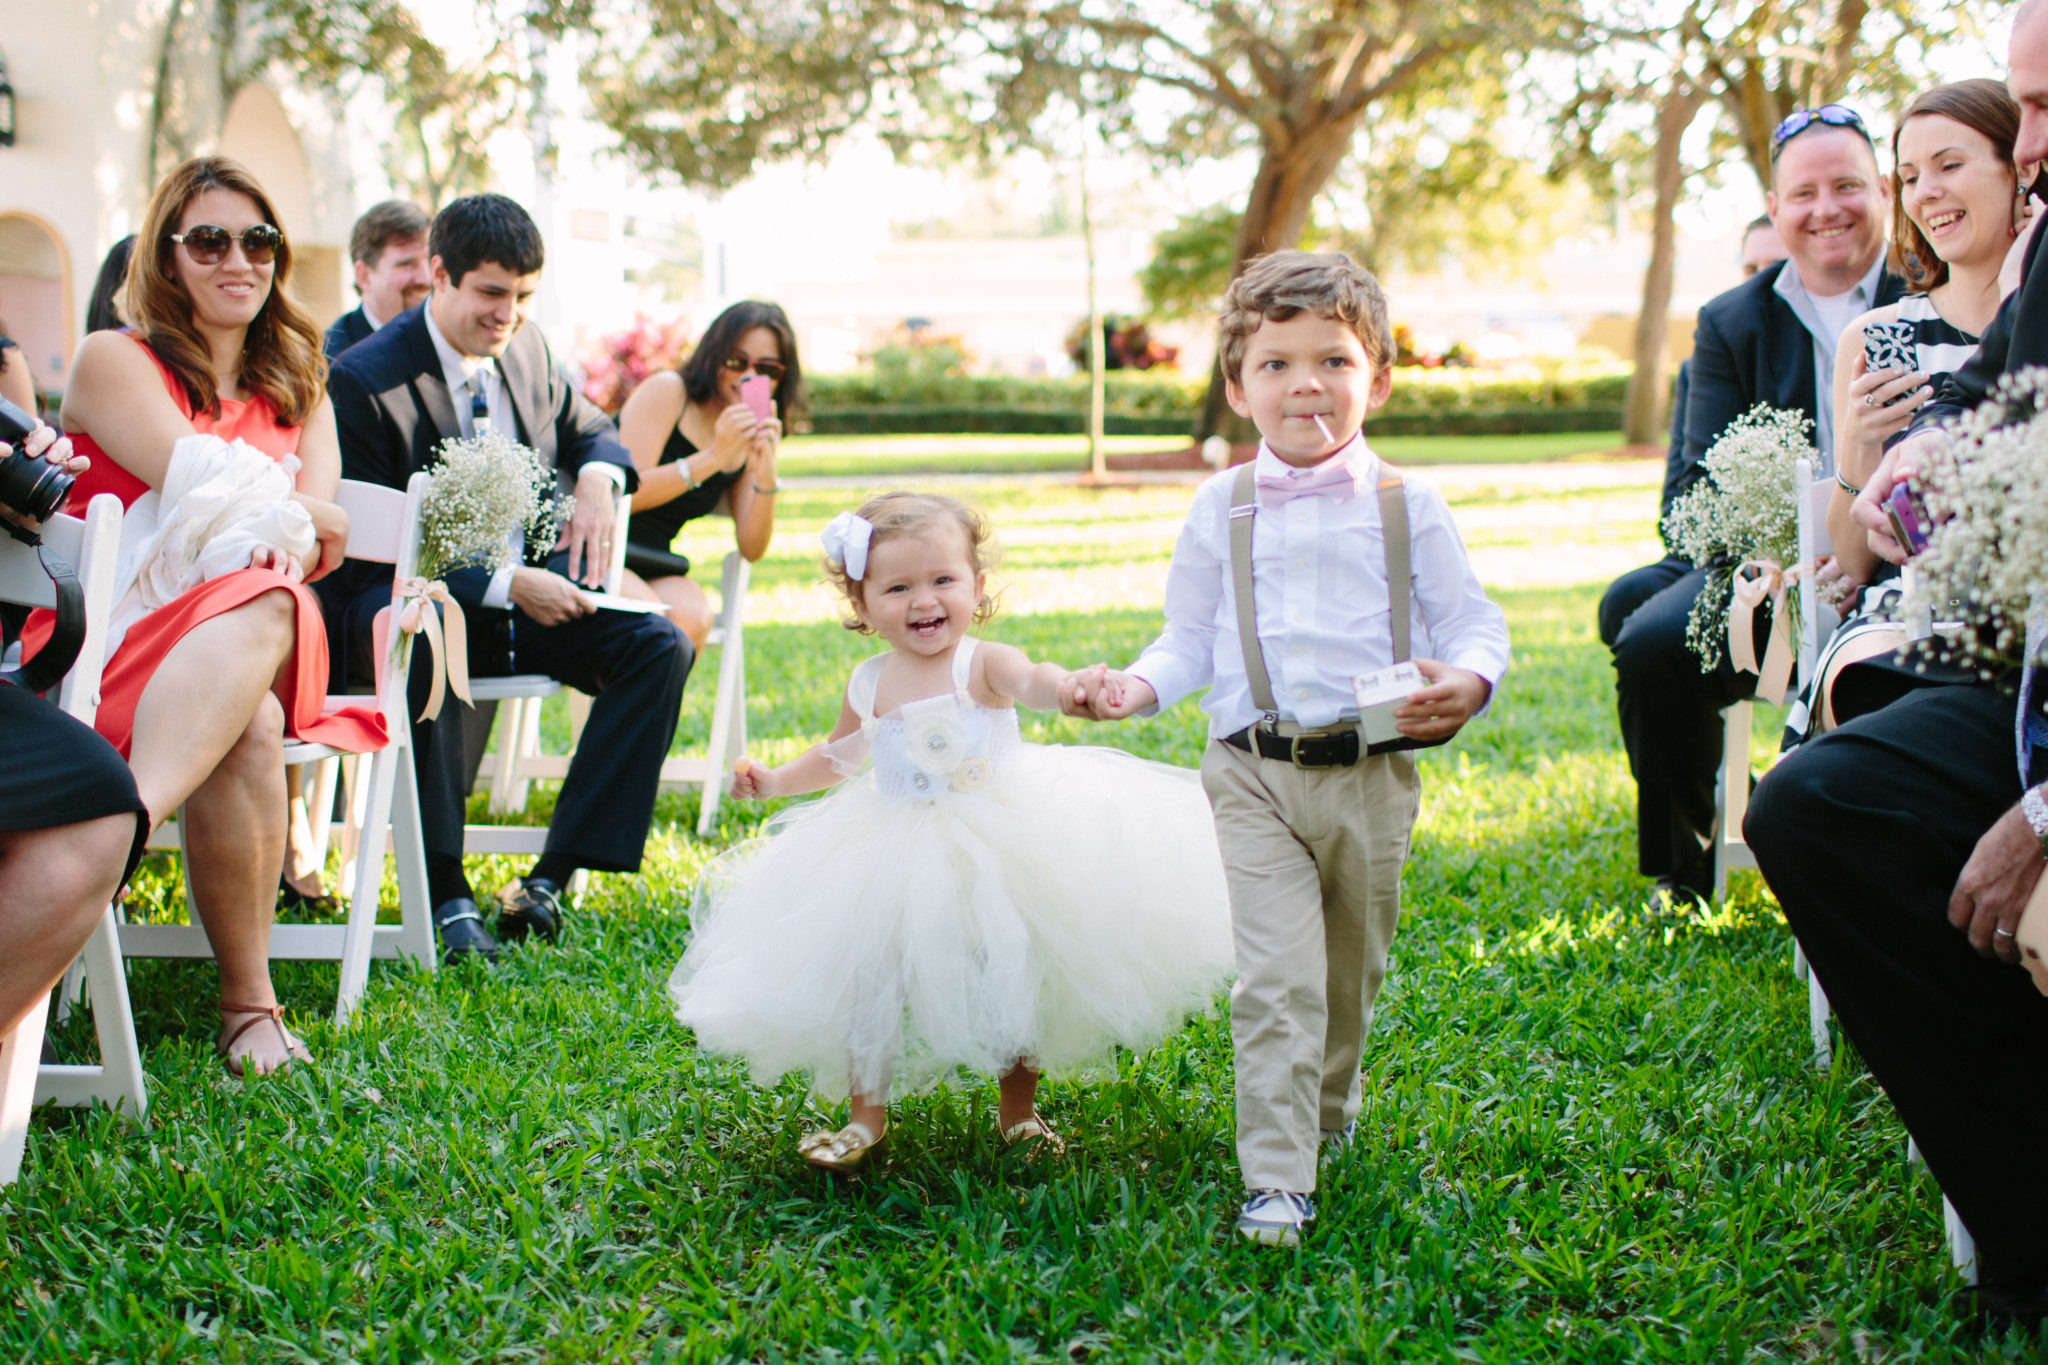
xmin=826 ymin=491 xmax=1001 ymax=634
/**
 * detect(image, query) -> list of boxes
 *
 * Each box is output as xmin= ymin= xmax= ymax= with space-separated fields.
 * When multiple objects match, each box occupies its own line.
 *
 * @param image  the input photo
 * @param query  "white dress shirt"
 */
xmin=421 ymin=304 xmax=621 ymax=607
xmin=1772 ymin=253 xmax=1886 ymax=464
xmin=1128 ymin=436 xmax=1511 ymax=738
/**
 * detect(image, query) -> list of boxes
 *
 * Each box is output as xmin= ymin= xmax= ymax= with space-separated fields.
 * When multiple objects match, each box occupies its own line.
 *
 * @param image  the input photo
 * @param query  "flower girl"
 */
xmin=668 ymin=491 xmax=1234 ymax=1171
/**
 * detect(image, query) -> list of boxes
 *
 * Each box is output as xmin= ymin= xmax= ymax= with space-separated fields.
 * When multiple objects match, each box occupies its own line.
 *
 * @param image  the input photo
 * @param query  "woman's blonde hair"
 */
xmin=126 ymin=156 xmax=326 ymax=426
xmin=826 ymin=491 xmax=1000 ymax=634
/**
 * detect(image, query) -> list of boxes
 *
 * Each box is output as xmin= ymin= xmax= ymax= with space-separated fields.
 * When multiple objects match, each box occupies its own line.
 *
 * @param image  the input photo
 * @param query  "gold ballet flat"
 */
xmin=798 ymin=1121 xmax=887 ymax=1173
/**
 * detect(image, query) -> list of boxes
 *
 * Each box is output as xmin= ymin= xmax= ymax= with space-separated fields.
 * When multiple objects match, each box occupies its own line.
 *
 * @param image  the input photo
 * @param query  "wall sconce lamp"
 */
xmin=0 ymin=52 xmax=15 ymax=149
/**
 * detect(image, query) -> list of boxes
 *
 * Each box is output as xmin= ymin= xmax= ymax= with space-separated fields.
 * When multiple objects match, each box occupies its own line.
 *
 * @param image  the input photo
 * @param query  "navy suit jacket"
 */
xmin=321 ymin=303 xmax=637 ymax=632
xmin=1674 ymin=258 xmax=1906 ymax=505
xmin=322 ymin=306 xmax=376 ymax=361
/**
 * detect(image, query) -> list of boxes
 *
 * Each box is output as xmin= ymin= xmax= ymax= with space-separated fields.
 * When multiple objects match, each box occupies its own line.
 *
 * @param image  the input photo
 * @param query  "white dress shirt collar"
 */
xmin=1773 ymin=252 xmax=1886 ymax=462
xmin=360 ymin=299 xmax=387 ymax=333
xmin=1251 ymin=432 xmax=1372 ymax=486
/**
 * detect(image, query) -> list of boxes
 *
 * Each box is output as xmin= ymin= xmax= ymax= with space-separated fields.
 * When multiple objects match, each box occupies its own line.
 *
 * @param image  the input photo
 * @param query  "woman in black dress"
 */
xmin=615 ymin=301 xmax=804 ymax=645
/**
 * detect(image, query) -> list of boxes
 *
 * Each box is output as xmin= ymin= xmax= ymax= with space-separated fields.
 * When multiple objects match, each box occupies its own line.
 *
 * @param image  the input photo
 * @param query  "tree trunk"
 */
xmin=1195 ymin=116 xmax=1363 ymax=442
xmin=1623 ymin=83 xmax=1706 ymax=447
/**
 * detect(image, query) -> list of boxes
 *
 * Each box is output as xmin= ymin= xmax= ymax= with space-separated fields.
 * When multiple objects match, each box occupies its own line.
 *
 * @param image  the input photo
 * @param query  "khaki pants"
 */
xmin=1201 ymin=740 xmax=1421 ymax=1194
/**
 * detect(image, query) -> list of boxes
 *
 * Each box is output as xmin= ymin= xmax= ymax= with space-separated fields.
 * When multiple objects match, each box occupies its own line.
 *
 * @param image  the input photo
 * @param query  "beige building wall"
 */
xmin=0 ymin=0 xmax=356 ymax=403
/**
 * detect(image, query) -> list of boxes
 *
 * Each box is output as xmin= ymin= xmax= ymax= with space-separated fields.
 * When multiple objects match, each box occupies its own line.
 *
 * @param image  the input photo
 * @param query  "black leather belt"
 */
xmin=1223 ymin=724 xmax=1362 ymax=768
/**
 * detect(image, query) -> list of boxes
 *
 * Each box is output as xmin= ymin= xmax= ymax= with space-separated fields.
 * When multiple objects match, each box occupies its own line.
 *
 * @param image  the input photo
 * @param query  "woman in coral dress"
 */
xmin=41 ymin=157 xmax=382 ymax=1076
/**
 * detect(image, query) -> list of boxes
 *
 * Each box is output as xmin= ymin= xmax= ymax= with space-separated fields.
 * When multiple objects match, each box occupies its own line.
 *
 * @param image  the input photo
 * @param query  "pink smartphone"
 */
xmin=738 ymin=374 xmax=775 ymax=421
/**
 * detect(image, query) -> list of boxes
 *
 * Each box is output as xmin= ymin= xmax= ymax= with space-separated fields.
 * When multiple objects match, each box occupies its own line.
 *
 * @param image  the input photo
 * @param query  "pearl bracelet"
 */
xmin=2024 ymin=786 xmax=2048 ymax=859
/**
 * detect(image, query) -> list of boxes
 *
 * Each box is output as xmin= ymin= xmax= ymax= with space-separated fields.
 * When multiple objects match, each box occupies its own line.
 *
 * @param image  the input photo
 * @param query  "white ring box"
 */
xmin=1351 ymin=662 xmax=1425 ymax=744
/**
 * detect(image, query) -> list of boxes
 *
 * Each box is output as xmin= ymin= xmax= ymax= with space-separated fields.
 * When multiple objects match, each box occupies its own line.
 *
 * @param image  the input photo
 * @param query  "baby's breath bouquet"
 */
xmin=1890 ymin=366 xmax=2048 ymax=679
xmin=1661 ymin=405 xmax=1812 ymax=671
xmin=418 ymin=430 xmax=566 ymax=581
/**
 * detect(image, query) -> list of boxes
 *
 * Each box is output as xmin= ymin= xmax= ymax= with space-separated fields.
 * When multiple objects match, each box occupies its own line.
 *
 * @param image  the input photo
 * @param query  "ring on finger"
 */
xmin=1996 ymin=926 xmax=2017 ymax=938
xmin=1862 ymin=393 xmax=1877 ymax=408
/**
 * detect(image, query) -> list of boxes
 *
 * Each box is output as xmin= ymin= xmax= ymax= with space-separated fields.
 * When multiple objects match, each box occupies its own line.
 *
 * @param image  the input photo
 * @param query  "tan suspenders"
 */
xmin=1227 ymin=462 xmax=1409 ymax=726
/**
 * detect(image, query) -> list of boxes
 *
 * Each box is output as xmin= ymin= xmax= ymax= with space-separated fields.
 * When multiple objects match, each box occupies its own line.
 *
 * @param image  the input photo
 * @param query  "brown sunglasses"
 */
xmin=721 ymin=353 xmax=787 ymax=383
xmin=168 ymin=223 xmax=284 ymax=266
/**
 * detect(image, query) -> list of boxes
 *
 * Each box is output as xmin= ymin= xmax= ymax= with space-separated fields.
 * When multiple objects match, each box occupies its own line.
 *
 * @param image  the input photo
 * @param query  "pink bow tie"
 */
xmin=1255 ymin=458 xmax=1361 ymax=507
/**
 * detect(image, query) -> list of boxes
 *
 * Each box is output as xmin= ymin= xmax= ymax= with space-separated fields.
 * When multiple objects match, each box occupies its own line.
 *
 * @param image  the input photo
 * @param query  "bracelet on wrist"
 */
xmin=752 ymin=480 xmax=780 ymax=495
xmin=680 ymin=457 xmax=700 ymax=492
xmin=1834 ymin=469 xmax=1862 ymax=496
xmin=2023 ymin=786 xmax=2048 ymax=859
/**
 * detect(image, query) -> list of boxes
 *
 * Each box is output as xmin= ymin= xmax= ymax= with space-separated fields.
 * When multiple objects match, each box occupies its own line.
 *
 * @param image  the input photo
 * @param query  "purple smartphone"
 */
xmin=1885 ymin=479 xmax=1932 ymax=556
xmin=738 ymin=373 xmax=775 ymax=421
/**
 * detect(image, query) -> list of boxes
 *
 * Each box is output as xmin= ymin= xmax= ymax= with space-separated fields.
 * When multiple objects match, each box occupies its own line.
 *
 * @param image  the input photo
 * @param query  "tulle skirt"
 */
xmin=669 ymin=742 xmax=1235 ymax=1100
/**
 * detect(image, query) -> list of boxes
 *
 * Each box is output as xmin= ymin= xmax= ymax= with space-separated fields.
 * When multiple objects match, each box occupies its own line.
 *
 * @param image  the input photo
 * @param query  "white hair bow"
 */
xmin=821 ymin=511 xmax=875 ymax=581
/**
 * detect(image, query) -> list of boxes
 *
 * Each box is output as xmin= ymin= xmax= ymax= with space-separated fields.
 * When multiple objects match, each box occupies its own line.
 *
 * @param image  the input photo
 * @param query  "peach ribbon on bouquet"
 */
xmin=392 ymin=576 xmax=473 ymax=721
xmin=1728 ymin=558 xmax=1808 ymax=703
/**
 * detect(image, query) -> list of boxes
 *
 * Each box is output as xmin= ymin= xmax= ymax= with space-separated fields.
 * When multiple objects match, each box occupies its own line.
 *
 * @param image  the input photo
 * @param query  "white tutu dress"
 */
xmin=668 ymin=637 xmax=1235 ymax=1101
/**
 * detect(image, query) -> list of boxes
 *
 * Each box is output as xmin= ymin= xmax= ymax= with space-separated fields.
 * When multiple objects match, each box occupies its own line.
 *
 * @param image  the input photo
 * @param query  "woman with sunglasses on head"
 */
xmin=1778 ymin=81 xmax=2028 ymax=749
xmin=27 ymin=156 xmax=382 ymax=1078
xmin=614 ymin=301 xmax=803 ymax=645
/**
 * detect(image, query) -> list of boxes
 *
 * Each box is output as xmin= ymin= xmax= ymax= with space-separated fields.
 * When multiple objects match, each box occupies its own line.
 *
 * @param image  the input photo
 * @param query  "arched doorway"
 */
xmin=218 ymin=84 xmax=342 ymax=322
xmin=0 ymin=212 xmax=73 ymax=402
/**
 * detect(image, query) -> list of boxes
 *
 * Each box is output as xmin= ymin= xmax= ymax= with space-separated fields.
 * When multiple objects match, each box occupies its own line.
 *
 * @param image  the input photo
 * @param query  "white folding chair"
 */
xmin=464 ymin=487 xmax=633 ymax=867
xmin=0 ymin=492 xmax=146 ymax=1184
xmin=659 ymin=540 xmax=751 ymax=838
xmin=1712 ymin=456 xmax=1830 ymax=902
xmin=125 ymin=475 xmax=437 ymax=1026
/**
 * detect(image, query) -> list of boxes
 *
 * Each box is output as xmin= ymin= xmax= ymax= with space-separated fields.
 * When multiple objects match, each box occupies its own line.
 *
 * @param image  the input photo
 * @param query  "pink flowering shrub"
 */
xmin=581 ymin=314 xmax=694 ymax=414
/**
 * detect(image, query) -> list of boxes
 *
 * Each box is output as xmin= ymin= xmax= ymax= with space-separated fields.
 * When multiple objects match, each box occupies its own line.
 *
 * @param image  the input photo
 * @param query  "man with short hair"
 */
xmin=321 ymin=193 xmax=693 ymax=963
xmin=1739 ymin=215 xmax=1787 ymax=279
xmin=1749 ymin=0 xmax=2048 ymax=1325
xmin=1604 ymin=109 xmax=1903 ymax=901
xmin=324 ymin=201 xmax=432 ymax=360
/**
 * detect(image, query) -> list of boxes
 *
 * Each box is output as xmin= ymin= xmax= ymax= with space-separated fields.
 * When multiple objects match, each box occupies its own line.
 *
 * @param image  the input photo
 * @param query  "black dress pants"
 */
xmin=1608 ymin=560 xmax=1768 ymax=882
xmin=336 ymin=570 xmax=693 ymax=874
xmin=1746 ymin=680 xmax=2048 ymax=1287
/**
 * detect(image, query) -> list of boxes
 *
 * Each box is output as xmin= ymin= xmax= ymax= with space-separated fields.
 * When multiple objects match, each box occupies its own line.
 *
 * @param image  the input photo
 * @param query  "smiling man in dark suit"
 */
xmin=1604 ymin=111 xmax=1904 ymax=901
xmin=323 ymin=201 xmax=432 ymax=361
xmin=320 ymin=194 xmax=693 ymax=962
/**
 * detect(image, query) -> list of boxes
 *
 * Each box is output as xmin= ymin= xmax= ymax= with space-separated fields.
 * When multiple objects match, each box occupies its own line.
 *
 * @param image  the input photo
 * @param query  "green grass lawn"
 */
xmin=779 ymin=431 xmax=1632 ymax=477
xmin=8 ymin=472 xmax=2022 ymax=1362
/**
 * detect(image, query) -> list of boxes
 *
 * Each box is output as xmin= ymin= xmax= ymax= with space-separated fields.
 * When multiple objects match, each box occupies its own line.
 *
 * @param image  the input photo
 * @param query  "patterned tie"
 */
xmin=468 ymin=368 xmax=493 ymax=436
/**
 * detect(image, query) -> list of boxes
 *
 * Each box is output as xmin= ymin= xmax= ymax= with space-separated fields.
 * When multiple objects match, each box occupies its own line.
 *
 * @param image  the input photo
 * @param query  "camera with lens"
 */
xmin=0 ymin=394 xmax=75 ymax=524
xmin=0 ymin=395 xmax=84 ymax=694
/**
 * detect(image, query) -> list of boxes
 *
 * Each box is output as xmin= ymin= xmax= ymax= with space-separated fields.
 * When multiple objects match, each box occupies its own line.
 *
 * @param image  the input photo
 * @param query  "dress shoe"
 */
xmin=1975 ymin=1271 xmax=2048 ymax=1333
xmin=434 ymin=897 xmax=501 ymax=963
xmin=278 ymin=875 xmax=342 ymax=917
xmin=497 ymin=877 xmax=565 ymax=944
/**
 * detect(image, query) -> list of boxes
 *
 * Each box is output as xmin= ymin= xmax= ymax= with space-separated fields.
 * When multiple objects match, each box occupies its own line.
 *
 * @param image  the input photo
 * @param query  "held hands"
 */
xmin=1059 ymin=665 xmax=1155 ymax=721
xmin=557 ymin=466 xmax=619 ymax=588
xmin=1392 ymin=658 xmax=1490 ymax=741
xmin=730 ymin=756 xmax=779 ymax=801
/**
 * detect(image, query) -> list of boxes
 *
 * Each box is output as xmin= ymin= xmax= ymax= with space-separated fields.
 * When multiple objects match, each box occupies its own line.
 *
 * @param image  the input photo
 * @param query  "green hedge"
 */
xmin=804 ymin=367 xmax=1630 ymax=436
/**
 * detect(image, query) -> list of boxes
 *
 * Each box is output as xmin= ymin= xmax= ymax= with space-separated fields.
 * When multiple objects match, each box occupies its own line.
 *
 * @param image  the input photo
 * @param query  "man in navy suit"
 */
xmin=1605 ymin=112 xmax=1903 ymax=899
xmin=323 ymin=201 xmax=432 ymax=361
xmin=321 ymin=194 xmax=693 ymax=961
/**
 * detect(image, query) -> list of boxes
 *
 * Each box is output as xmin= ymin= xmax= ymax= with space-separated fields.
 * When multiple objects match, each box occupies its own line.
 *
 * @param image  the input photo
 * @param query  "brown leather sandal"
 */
xmin=216 ymin=1000 xmax=312 ymax=1079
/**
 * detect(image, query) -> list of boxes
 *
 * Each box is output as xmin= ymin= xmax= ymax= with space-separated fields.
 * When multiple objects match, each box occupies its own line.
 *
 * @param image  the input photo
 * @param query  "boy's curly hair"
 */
xmin=825 ymin=491 xmax=1002 ymax=634
xmin=1216 ymin=251 xmax=1393 ymax=386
